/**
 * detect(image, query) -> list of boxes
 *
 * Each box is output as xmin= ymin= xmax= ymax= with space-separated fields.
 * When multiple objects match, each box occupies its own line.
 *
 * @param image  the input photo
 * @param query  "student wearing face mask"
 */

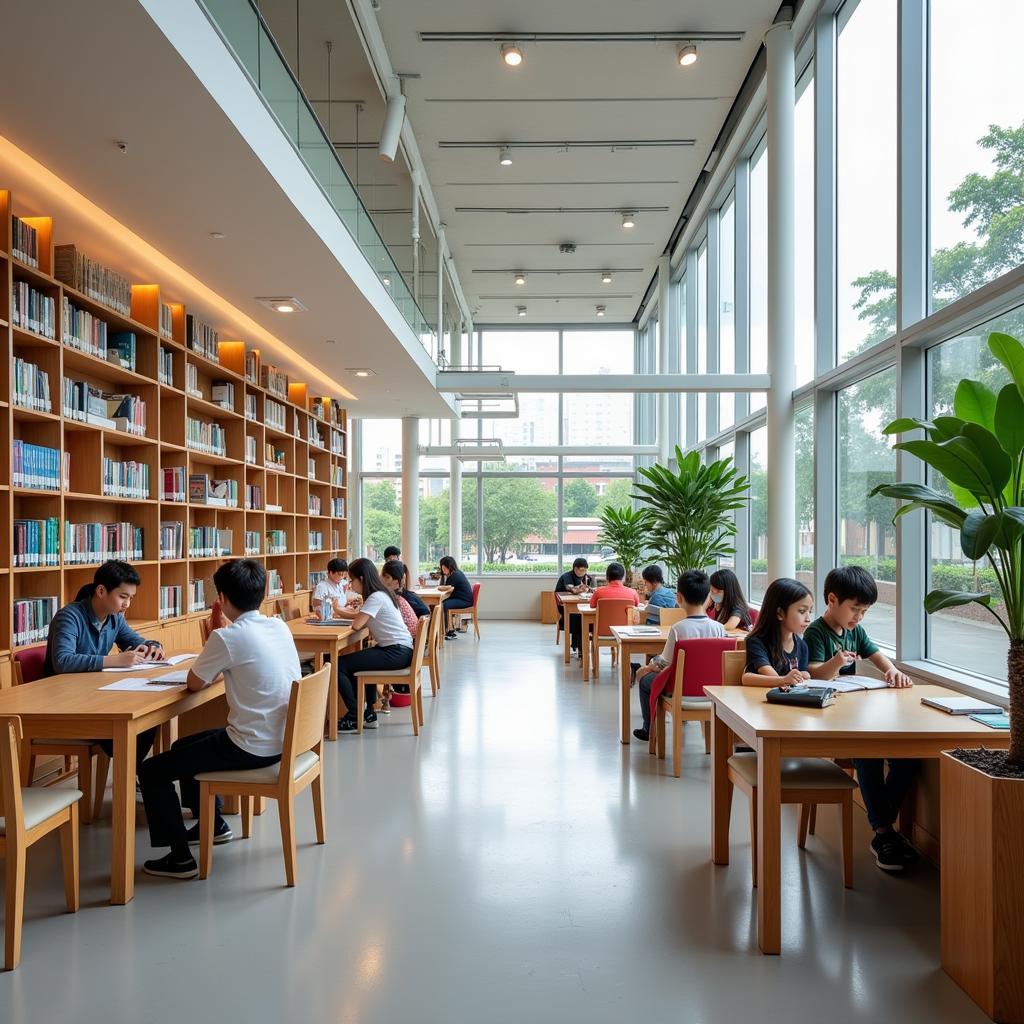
xmin=706 ymin=568 xmax=753 ymax=631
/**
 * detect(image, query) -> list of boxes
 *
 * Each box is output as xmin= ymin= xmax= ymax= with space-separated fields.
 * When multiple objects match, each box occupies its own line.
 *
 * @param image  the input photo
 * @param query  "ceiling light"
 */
xmin=514 ymin=271 xmax=527 ymax=286
xmin=499 ymin=146 xmax=513 ymax=166
xmin=601 ymin=270 xmax=612 ymax=284
xmin=209 ymin=231 xmax=225 ymax=240
xmin=348 ymin=368 xmax=375 ymax=378
xmin=257 ymin=296 xmax=307 ymax=313
xmin=275 ymin=303 xmax=294 ymax=313
xmin=516 ymin=305 xmax=527 ymax=318
xmin=678 ymin=43 xmax=698 ymax=67
xmin=381 ymin=274 xmax=392 ymax=287
xmin=621 ymin=211 xmax=636 ymax=229
xmin=500 ymin=42 xmax=523 ymax=67
xmin=596 ymin=305 xmax=606 ymax=317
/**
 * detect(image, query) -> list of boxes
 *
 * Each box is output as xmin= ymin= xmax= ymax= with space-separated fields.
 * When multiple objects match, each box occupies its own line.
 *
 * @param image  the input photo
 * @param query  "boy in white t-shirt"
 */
xmin=139 ymin=559 xmax=302 ymax=879
xmin=311 ymin=558 xmax=350 ymax=618
xmin=633 ymin=569 xmax=725 ymax=742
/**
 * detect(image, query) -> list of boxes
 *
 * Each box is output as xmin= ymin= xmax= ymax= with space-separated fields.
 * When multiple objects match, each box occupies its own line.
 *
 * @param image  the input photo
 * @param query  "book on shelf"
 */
xmin=55 ymin=244 xmax=131 ymax=315
xmin=331 ymin=529 xmax=340 ymax=549
xmin=266 ymin=529 xmax=288 ymax=554
xmin=309 ymin=570 xmax=328 ymax=589
xmin=12 ymin=441 xmax=68 ymax=490
xmin=189 ymin=578 xmax=211 ymax=613
xmin=332 ymin=465 xmax=345 ymax=487
xmin=331 ymin=496 xmax=346 ymax=518
xmin=245 ymin=348 xmax=261 ymax=385
xmin=309 ymin=531 xmax=324 ymax=552
xmin=64 ymin=521 xmax=143 ymax=564
xmin=159 ymin=346 xmax=175 ymax=386
xmin=185 ymin=313 xmax=219 ymax=361
xmin=160 ymin=301 xmax=174 ymax=340
xmin=13 ymin=281 xmax=55 ymax=337
xmin=265 ymin=443 xmax=287 ymax=470
xmin=62 ymin=296 xmax=108 ymax=357
xmin=102 ymin=457 xmax=150 ymax=499
xmin=309 ymin=419 xmax=324 ymax=448
xmin=261 ymin=364 xmax=288 ymax=398
xmin=244 ymin=530 xmax=261 ymax=556
xmin=245 ymin=435 xmax=257 ymax=464
xmin=185 ymin=362 xmax=202 ymax=398
xmin=212 ymin=381 xmax=235 ymax=410
xmin=12 ymin=357 xmax=52 ymax=412
xmin=330 ymin=430 xmax=345 ymax=456
xmin=189 ymin=474 xmax=238 ymax=507
xmin=308 ymin=495 xmax=322 ymax=515
xmin=13 ymin=596 xmax=59 ymax=645
xmin=267 ymin=568 xmax=283 ymax=597
xmin=159 ymin=520 xmax=184 ymax=560
xmin=245 ymin=483 xmax=263 ymax=510
xmin=186 ymin=417 xmax=227 ymax=456
xmin=244 ymin=393 xmax=257 ymax=421
xmin=14 ymin=517 xmax=60 ymax=567
xmin=107 ymin=331 xmax=137 ymax=371
xmin=308 ymin=457 xmax=316 ymax=479
xmin=11 ymin=215 xmax=38 ymax=266
xmin=63 ymin=381 xmax=146 ymax=434
xmin=266 ymin=502 xmax=282 ymax=513
xmin=159 ymin=585 xmax=183 ymax=620
xmin=160 ymin=466 xmax=186 ymax=502
xmin=188 ymin=526 xmax=233 ymax=558
xmin=265 ymin=398 xmax=286 ymax=432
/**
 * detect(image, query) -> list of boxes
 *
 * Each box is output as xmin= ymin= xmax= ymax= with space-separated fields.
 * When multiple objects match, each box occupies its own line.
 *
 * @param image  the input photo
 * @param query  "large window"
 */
xmin=719 ymin=195 xmax=736 ymax=429
xmin=480 ymin=330 xmax=559 ymax=373
xmin=794 ymin=70 xmax=816 ymax=384
xmin=795 ymin=403 xmax=815 ymax=575
xmin=696 ymin=241 xmax=708 ymax=440
xmin=836 ymin=0 xmax=897 ymax=361
xmin=482 ymin=476 xmax=558 ymax=570
xmin=929 ymin=2 xmax=1024 ymax=311
xmin=837 ymin=368 xmax=897 ymax=648
xmin=749 ymin=142 xmax=768 ymax=412
xmin=749 ymin=426 xmax=768 ymax=602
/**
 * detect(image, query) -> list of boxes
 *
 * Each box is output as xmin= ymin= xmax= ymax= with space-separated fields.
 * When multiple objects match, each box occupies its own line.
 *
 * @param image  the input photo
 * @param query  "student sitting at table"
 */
xmin=555 ymin=557 xmax=593 ymax=657
xmin=383 ymin=545 xmax=411 ymax=590
xmin=138 ymin=559 xmax=301 ymax=878
xmin=439 ymin=555 xmax=474 ymax=640
xmin=311 ymin=558 xmax=349 ymax=619
xmin=44 ymin=559 xmax=166 ymax=774
xmin=381 ymin=560 xmax=430 ymax=619
xmin=741 ymin=577 xmax=813 ymax=687
xmin=590 ymin=562 xmax=639 ymax=610
xmin=633 ymin=570 xmax=725 ymax=742
xmin=806 ymin=565 xmax=917 ymax=872
xmin=380 ymin=559 xmax=423 ymax=636
xmin=706 ymin=568 xmax=754 ymax=630
xmin=329 ymin=558 xmax=415 ymax=732
xmin=640 ymin=565 xmax=677 ymax=624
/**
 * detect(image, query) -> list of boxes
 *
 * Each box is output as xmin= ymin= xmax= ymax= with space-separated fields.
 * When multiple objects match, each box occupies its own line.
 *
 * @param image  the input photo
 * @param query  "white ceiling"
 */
xmin=0 ymin=0 xmax=454 ymax=417
xmin=370 ymin=0 xmax=780 ymax=324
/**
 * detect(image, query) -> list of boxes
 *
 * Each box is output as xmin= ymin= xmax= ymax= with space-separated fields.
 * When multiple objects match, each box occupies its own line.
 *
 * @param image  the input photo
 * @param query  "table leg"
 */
xmin=563 ymin=609 xmax=571 ymax=664
xmin=582 ymin=620 xmax=591 ymax=681
xmin=756 ymin=736 xmax=782 ymax=954
xmin=110 ymin=721 xmax=136 ymax=905
xmin=327 ymin=640 xmax=339 ymax=741
xmin=711 ymin=706 xmax=732 ymax=865
xmin=619 ymin=642 xmax=632 ymax=744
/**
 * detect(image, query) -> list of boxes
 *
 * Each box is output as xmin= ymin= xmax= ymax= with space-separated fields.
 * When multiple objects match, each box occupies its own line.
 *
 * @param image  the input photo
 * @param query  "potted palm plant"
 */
xmin=872 ymin=330 xmax=1024 ymax=1023
xmin=597 ymin=505 xmax=650 ymax=588
xmin=632 ymin=448 xmax=749 ymax=576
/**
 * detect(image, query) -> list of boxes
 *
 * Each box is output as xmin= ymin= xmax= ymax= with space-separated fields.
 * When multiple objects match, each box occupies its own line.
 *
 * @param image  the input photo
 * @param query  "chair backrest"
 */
xmin=748 ymin=607 xmax=759 ymax=625
xmin=671 ymin=637 xmax=739 ymax=698
xmin=595 ymin=598 xmax=633 ymax=635
xmin=722 ymin=650 xmax=746 ymax=686
xmin=658 ymin=607 xmax=687 ymax=628
xmin=0 ymin=716 xmax=24 ymax=836
xmin=13 ymin=645 xmax=47 ymax=686
xmin=409 ymin=615 xmax=431 ymax=679
xmin=276 ymin=597 xmax=302 ymax=622
xmin=470 ymin=582 xmax=481 ymax=608
xmin=199 ymin=617 xmax=213 ymax=644
xmin=423 ymin=604 xmax=444 ymax=664
xmin=280 ymin=665 xmax=332 ymax=771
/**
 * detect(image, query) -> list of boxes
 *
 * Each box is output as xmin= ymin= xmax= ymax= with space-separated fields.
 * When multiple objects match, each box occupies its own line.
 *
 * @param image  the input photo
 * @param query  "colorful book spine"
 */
xmin=245 ymin=435 xmax=257 ymax=465
xmin=244 ymin=531 xmax=261 ymax=556
xmin=159 ymin=302 xmax=174 ymax=340
xmin=108 ymin=331 xmax=137 ymax=371
xmin=267 ymin=530 xmax=288 ymax=555
xmin=309 ymin=531 xmax=324 ymax=552
xmin=101 ymin=457 xmax=150 ymax=499
xmin=159 ymin=520 xmax=184 ymax=559
xmin=159 ymin=585 xmax=183 ymax=620
xmin=63 ymin=521 xmax=143 ymax=564
xmin=160 ymin=466 xmax=186 ymax=503
xmin=244 ymin=393 xmax=257 ymax=421
xmin=159 ymin=346 xmax=174 ymax=386
xmin=332 ymin=465 xmax=345 ymax=487
xmin=54 ymin=244 xmax=131 ymax=315
xmin=265 ymin=398 xmax=286 ymax=432
xmin=245 ymin=484 xmax=263 ymax=510
xmin=61 ymin=296 xmax=108 ymax=358
xmin=188 ymin=579 xmax=206 ymax=613
xmin=13 ymin=596 xmax=59 ymax=645
xmin=245 ymin=348 xmax=261 ymax=384
xmin=212 ymin=381 xmax=234 ymax=409
xmin=186 ymin=417 xmax=226 ymax=456
xmin=13 ymin=282 xmax=55 ymax=338
xmin=309 ymin=419 xmax=324 ymax=448
xmin=187 ymin=527 xmax=233 ymax=558
xmin=267 ymin=569 xmax=283 ymax=597
xmin=11 ymin=216 xmax=39 ymax=266
xmin=12 ymin=357 xmax=52 ymax=412
xmin=331 ymin=497 xmax=346 ymax=518
xmin=330 ymin=430 xmax=345 ymax=455
xmin=185 ymin=313 xmax=218 ymax=361
xmin=13 ymin=518 xmax=60 ymax=567
xmin=12 ymin=441 xmax=68 ymax=490
xmin=308 ymin=494 xmax=322 ymax=515
xmin=261 ymin=364 xmax=288 ymax=398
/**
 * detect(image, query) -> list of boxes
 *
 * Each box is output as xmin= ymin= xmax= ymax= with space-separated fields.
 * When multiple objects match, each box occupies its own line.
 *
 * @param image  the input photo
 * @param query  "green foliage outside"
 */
xmin=481 ymin=477 xmax=557 ymax=564
xmin=564 ymin=479 xmax=599 ymax=517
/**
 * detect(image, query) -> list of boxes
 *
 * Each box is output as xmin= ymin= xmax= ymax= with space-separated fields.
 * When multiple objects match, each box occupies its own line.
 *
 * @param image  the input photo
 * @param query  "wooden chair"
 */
xmin=274 ymin=598 xmax=317 ymax=671
xmin=0 ymin=716 xmax=82 ymax=969
xmin=195 ymin=665 xmax=331 ymax=887
xmin=652 ymin=638 xmax=739 ymax=777
xmin=353 ymin=617 xmax=430 ymax=735
xmin=450 ymin=583 xmax=481 ymax=639
xmin=420 ymin=604 xmax=445 ymax=695
xmin=590 ymin=599 xmax=634 ymax=675
xmin=718 ymin=650 xmax=856 ymax=887
xmin=13 ymin=647 xmax=108 ymax=824
xmin=554 ymin=593 xmax=564 ymax=646
xmin=655 ymin=607 xmax=687 ymax=628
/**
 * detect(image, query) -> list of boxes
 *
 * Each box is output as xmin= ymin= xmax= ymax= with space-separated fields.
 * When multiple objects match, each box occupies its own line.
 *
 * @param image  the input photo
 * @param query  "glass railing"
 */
xmin=199 ymin=0 xmax=437 ymax=360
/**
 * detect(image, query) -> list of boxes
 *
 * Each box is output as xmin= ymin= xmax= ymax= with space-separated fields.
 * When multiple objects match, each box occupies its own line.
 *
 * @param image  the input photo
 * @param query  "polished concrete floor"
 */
xmin=1 ymin=622 xmax=988 ymax=1023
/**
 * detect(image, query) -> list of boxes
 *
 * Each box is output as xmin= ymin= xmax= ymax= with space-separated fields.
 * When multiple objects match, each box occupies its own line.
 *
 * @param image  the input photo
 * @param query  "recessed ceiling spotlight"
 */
xmin=621 ymin=211 xmax=636 ymax=229
xmin=348 ymin=368 xmax=376 ymax=377
xmin=516 ymin=305 xmax=527 ymax=318
xmin=499 ymin=145 xmax=513 ymax=166
xmin=601 ymin=270 xmax=613 ymax=284
xmin=514 ymin=271 xmax=527 ymax=286
xmin=678 ymin=43 xmax=698 ymax=67
xmin=500 ymin=42 xmax=524 ymax=67
xmin=209 ymin=231 xmax=225 ymax=240
xmin=596 ymin=305 xmax=606 ymax=317
xmin=381 ymin=274 xmax=392 ymax=287
xmin=257 ymin=296 xmax=307 ymax=313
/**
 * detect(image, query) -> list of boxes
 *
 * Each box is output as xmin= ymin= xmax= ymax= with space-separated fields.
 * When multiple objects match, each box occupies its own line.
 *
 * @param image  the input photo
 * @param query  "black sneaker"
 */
xmin=143 ymin=852 xmax=199 ymax=879
xmin=633 ymin=727 xmax=650 ymax=742
xmin=338 ymin=715 xmax=359 ymax=733
xmin=445 ymin=630 xmax=458 ymax=640
xmin=186 ymin=819 xmax=233 ymax=846
xmin=891 ymin=830 xmax=920 ymax=863
xmin=870 ymin=831 xmax=906 ymax=872
xmin=363 ymin=710 xmax=378 ymax=730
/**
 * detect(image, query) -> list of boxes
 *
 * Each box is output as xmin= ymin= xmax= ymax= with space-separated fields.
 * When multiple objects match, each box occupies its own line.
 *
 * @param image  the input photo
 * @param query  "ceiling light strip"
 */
xmin=439 ymin=140 xmax=695 ymax=149
xmin=419 ymin=31 xmax=744 ymax=43
xmin=454 ymin=206 xmax=669 ymax=214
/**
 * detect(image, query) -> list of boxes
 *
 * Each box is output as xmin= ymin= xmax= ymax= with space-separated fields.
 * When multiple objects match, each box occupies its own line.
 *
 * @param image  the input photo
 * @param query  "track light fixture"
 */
xmin=514 ymin=271 xmax=527 ymax=286
xmin=500 ymin=42 xmax=524 ymax=67
xmin=621 ymin=211 xmax=636 ymax=229
xmin=601 ymin=270 xmax=613 ymax=284
xmin=516 ymin=305 xmax=527 ymax=317
xmin=596 ymin=305 xmax=606 ymax=317
xmin=499 ymin=145 xmax=513 ymax=166
xmin=678 ymin=43 xmax=698 ymax=67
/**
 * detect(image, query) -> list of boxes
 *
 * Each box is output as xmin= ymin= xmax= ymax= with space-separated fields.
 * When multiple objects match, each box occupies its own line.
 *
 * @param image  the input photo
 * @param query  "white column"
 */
xmin=411 ymin=171 xmax=421 ymax=307
xmin=449 ymin=324 xmax=464 ymax=558
xmin=765 ymin=15 xmax=796 ymax=581
xmin=402 ymin=416 xmax=420 ymax=573
xmin=437 ymin=227 xmax=446 ymax=360
xmin=656 ymin=254 xmax=671 ymax=464
xmin=349 ymin=418 xmax=362 ymax=557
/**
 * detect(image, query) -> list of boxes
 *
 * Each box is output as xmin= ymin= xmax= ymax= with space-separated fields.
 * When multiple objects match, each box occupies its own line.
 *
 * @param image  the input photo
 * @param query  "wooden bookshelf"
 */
xmin=0 ymin=188 xmax=349 ymax=664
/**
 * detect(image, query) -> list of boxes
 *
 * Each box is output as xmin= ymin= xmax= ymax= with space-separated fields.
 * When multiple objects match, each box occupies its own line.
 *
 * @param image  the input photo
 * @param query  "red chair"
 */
xmin=451 ymin=583 xmax=482 ymax=640
xmin=748 ymin=607 xmax=759 ymax=625
xmin=651 ymin=637 xmax=738 ymax=778
xmin=13 ymin=646 xmax=109 ymax=823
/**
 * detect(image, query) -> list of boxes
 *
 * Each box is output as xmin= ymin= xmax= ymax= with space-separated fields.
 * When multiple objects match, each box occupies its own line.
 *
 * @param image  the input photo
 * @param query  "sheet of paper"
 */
xmin=99 ymin=677 xmax=185 ymax=692
xmin=622 ymin=627 xmax=662 ymax=636
xmin=842 ymin=674 xmax=890 ymax=690
xmin=165 ymin=653 xmax=197 ymax=666
xmin=819 ymin=678 xmax=866 ymax=693
xmin=151 ymin=669 xmax=190 ymax=683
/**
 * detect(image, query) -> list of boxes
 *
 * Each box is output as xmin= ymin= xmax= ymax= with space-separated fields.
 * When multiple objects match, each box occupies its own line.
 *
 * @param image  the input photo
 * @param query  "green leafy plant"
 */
xmin=597 ymin=505 xmax=651 ymax=584
xmin=871 ymin=331 xmax=1024 ymax=764
xmin=633 ymin=448 xmax=750 ymax=578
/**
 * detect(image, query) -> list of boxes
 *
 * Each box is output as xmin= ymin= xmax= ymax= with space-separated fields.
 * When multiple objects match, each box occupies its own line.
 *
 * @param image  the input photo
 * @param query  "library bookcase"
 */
xmin=0 ymin=188 xmax=349 ymax=685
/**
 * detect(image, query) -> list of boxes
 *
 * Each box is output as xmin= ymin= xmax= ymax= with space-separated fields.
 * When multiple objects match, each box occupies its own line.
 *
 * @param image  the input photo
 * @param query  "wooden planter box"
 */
xmin=940 ymin=752 xmax=1024 ymax=1023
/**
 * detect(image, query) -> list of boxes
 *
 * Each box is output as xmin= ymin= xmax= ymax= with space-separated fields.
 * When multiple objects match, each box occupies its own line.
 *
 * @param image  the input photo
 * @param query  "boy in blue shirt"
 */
xmin=640 ymin=565 xmax=677 ymax=624
xmin=806 ymin=565 xmax=917 ymax=872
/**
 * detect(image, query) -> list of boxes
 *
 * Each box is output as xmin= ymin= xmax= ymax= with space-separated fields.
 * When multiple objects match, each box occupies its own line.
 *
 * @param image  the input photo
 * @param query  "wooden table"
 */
xmin=414 ymin=587 xmax=454 ymax=642
xmin=579 ymin=603 xmax=650 ymax=683
xmin=0 ymin=662 xmax=226 ymax=904
xmin=287 ymin=620 xmax=367 ymax=739
xmin=610 ymin=624 xmax=670 ymax=743
xmin=555 ymin=593 xmax=591 ymax=664
xmin=706 ymin=683 xmax=1011 ymax=955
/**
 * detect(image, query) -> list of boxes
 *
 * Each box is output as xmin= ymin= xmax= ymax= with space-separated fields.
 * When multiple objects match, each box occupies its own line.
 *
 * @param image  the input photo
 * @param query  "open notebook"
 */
xmin=822 ymin=674 xmax=891 ymax=693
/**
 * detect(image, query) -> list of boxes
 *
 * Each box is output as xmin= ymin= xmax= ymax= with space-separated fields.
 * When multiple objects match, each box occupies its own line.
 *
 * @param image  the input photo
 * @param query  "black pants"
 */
xmin=442 ymin=597 xmax=472 ymax=630
xmin=139 ymin=728 xmax=280 ymax=855
xmin=337 ymin=644 xmax=414 ymax=718
xmin=852 ymin=758 xmax=919 ymax=830
xmin=98 ymin=727 xmax=158 ymax=773
xmin=562 ymin=610 xmax=583 ymax=650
